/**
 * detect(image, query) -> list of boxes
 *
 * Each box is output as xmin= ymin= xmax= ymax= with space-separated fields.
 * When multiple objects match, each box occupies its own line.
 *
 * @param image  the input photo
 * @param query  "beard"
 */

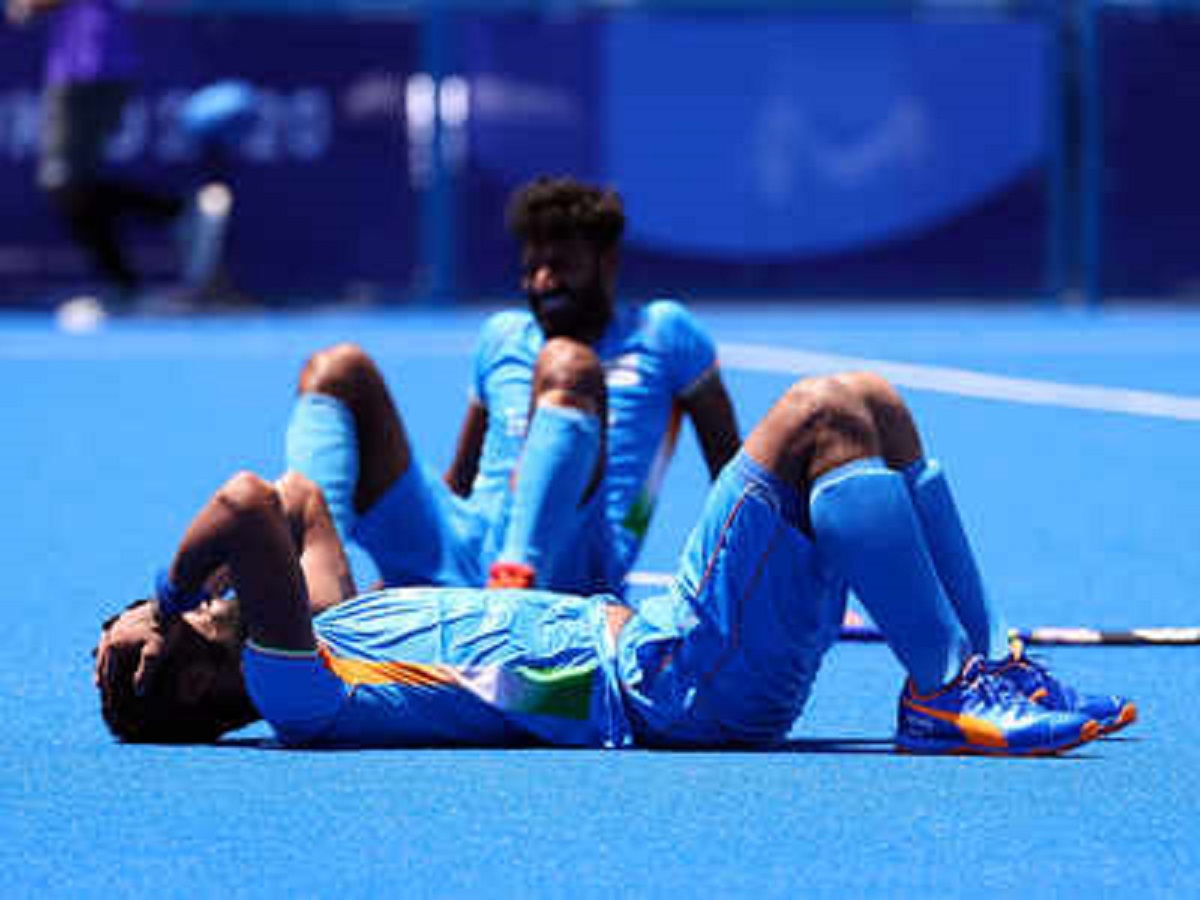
xmin=529 ymin=282 xmax=612 ymax=341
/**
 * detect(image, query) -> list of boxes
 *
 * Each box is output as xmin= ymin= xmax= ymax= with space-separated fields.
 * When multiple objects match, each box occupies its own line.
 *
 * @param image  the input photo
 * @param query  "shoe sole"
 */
xmin=896 ymin=719 xmax=1101 ymax=757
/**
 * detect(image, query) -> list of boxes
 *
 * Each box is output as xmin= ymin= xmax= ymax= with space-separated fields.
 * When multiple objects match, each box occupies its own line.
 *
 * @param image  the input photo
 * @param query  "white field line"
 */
xmin=720 ymin=342 xmax=1200 ymax=422
xmin=4 ymin=329 xmax=1198 ymax=421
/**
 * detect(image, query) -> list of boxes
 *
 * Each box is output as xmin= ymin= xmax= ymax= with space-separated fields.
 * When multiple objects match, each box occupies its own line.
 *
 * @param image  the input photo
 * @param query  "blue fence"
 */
xmin=0 ymin=1 xmax=1197 ymax=304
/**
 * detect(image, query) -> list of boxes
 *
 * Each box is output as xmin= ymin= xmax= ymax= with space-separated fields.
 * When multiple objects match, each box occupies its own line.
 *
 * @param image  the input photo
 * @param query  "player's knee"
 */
xmin=533 ymin=337 xmax=604 ymax=412
xmin=298 ymin=342 xmax=377 ymax=400
xmin=834 ymin=371 xmax=921 ymax=465
xmin=837 ymin=371 xmax=905 ymax=417
xmin=775 ymin=376 xmax=878 ymax=455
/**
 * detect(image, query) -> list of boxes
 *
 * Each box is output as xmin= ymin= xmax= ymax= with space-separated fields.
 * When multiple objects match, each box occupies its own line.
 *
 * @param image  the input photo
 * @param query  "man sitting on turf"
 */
xmin=284 ymin=176 xmax=739 ymax=597
xmin=95 ymin=371 xmax=1134 ymax=754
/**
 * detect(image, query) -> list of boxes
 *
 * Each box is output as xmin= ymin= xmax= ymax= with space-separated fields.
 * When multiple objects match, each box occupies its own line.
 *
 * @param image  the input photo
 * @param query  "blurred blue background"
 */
xmin=4 ymin=6 xmax=1199 ymax=894
xmin=2 ymin=0 xmax=1200 ymax=306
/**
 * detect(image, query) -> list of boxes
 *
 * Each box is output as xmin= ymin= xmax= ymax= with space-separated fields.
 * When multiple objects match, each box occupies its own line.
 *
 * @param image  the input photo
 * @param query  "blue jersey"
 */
xmin=471 ymin=300 xmax=718 ymax=570
xmin=243 ymin=588 xmax=631 ymax=748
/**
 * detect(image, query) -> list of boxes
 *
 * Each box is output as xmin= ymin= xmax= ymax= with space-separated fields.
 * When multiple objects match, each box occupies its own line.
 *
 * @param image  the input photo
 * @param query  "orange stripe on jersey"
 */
xmin=318 ymin=644 xmax=458 ymax=688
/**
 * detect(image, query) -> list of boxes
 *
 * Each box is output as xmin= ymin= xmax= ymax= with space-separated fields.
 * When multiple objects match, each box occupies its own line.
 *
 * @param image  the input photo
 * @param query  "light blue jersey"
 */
xmin=472 ymin=300 xmax=718 ymax=574
xmin=243 ymin=588 xmax=631 ymax=748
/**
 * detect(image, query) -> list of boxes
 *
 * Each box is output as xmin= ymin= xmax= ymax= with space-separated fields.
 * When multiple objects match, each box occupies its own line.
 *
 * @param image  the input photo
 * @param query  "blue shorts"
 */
xmin=616 ymin=451 xmax=848 ymax=747
xmin=353 ymin=455 xmax=621 ymax=594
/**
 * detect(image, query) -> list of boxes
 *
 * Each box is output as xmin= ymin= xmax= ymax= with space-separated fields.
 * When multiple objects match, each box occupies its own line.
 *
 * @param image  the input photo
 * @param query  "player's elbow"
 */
xmin=215 ymin=471 xmax=283 ymax=526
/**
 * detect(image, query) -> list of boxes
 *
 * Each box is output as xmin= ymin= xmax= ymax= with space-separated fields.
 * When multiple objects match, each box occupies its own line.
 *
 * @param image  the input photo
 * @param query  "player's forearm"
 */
xmin=443 ymin=452 xmax=478 ymax=497
xmin=160 ymin=490 xmax=247 ymax=611
xmin=444 ymin=402 xmax=487 ymax=496
xmin=685 ymin=376 xmax=741 ymax=479
xmin=155 ymin=474 xmax=317 ymax=651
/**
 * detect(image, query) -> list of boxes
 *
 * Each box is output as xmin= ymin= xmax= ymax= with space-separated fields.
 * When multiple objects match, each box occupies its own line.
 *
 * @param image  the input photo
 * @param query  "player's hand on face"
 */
xmin=94 ymin=603 xmax=169 ymax=697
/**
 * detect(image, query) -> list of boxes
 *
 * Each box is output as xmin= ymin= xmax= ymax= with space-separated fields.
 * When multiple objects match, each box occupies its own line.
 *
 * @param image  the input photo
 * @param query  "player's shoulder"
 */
xmin=641 ymin=297 xmax=696 ymax=328
xmin=477 ymin=307 xmax=538 ymax=351
xmin=628 ymin=298 xmax=711 ymax=351
xmin=480 ymin=306 xmax=535 ymax=334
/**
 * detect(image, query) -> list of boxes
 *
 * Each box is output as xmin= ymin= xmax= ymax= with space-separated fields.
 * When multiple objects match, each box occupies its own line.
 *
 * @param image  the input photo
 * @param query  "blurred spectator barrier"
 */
xmin=0 ymin=13 xmax=419 ymax=302
xmin=3 ymin=1 xmax=1197 ymax=305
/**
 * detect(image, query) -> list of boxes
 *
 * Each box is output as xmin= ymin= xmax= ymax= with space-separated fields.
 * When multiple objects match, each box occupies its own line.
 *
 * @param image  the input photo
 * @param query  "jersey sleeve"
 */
xmin=646 ymin=299 xmax=719 ymax=397
xmin=471 ymin=309 xmax=530 ymax=404
xmin=242 ymin=643 xmax=349 ymax=746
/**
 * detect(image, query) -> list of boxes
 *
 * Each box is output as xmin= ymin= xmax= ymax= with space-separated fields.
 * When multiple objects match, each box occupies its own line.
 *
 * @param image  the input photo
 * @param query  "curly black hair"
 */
xmin=506 ymin=176 xmax=626 ymax=250
xmin=95 ymin=600 xmax=253 ymax=744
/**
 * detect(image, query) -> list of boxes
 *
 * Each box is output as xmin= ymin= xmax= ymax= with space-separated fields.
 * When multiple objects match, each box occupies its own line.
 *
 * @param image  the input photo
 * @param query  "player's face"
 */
xmin=521 ymin=237 xmax=615 ymax=343
xmin=169 ymin=608 xmax=254 ymax=727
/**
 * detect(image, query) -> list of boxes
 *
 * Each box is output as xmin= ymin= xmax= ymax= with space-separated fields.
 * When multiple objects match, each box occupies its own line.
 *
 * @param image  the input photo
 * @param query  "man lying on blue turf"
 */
xmin=94 ymin=372 xmax=1136 ymax=754
xmin=283 ymin=176 xmax=740 ymax=598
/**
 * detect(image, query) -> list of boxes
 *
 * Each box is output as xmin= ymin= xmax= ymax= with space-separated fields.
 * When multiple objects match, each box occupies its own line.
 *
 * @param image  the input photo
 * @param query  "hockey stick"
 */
xmin=840 ymin=623 xmax=1200 ymax=647
xmin=627 ymin=571 xmax=1199 ymax=647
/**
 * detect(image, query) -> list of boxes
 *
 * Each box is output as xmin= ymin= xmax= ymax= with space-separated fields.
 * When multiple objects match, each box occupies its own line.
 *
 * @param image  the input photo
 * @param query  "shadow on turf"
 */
xmin=208 ymin=735 xmax=897 ymax=754
xmin=776 ymin=738 xmax=895 ymax=754
xmin=208 ymin=735 xmax=1120 ymax=757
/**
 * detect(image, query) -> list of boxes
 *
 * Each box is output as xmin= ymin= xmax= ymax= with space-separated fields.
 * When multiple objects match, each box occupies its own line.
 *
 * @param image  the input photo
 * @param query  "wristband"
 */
xmin=154 ymin=569 xmax=208 ymax=619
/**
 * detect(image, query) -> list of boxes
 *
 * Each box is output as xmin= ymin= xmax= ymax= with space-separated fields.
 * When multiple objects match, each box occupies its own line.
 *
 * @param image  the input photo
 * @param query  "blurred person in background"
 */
xmin=6 ymin=0 xmax=231 ymax=319
xmin=284 ymin=175 xmax=741 ymax=598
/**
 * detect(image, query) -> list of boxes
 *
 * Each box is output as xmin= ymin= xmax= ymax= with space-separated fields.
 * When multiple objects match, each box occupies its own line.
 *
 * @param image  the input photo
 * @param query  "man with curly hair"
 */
xmin=284 ymin=176 xmax=740 ymax=597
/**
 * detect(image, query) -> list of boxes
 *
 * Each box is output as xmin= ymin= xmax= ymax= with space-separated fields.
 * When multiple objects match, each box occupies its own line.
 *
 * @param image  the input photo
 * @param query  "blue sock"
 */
xmin=498 ymin=404 xmax=600 ymax=579
xmin=810 ymin=458 xmax=970 ymax=694
xmin=904 ymin=458 xmax=1010 ymax=660
xmin=284 ymin=393 xmax=359 ymax=539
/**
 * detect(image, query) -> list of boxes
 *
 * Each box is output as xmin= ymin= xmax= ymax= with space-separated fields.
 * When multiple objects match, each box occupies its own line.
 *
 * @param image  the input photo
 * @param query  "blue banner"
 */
xmin=457 ymin=13 xmax=603 ymax=297
xmin=459 ymin=13 xmax=1054 ymax=299
xmin=0 ymin=14 xmax=418 ymax=304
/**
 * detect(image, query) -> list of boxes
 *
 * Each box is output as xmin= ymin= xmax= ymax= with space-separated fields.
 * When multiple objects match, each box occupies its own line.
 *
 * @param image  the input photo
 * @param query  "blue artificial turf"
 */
xmin=2 ymin=304 xmax=1197 ymax=897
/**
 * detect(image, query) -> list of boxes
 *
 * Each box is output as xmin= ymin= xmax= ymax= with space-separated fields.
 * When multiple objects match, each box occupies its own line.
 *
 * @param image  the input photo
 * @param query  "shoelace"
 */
xmin=1015 ymin=651 xmax=1074 ymax=706
xmin=963 ymin=658 xmax=1027 ymax=709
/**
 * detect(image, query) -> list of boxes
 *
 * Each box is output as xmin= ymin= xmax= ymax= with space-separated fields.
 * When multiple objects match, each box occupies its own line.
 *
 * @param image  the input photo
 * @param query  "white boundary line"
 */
xmin=720 ymin=342 xmax=1200 ymax=422
xmin=4 ymin=327 xmax=1198 ymax=421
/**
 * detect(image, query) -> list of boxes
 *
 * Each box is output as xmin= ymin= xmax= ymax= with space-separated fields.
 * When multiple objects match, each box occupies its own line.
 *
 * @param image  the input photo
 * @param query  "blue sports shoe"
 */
xmin=897 ymin=656 xmax=1100 ymax=756
xmin=988 ymin=641 xmax=1137 ymax=735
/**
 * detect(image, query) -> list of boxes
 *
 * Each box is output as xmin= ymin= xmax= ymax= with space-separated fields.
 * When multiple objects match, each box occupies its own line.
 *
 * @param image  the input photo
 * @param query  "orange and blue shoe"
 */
xmin=987 ymin=641 xmax=1137 ymax=736
xmin=486 ymin=561 xmax=536 ymax=590
xmin=897 ymin=656 xmax=1100 ymax=756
